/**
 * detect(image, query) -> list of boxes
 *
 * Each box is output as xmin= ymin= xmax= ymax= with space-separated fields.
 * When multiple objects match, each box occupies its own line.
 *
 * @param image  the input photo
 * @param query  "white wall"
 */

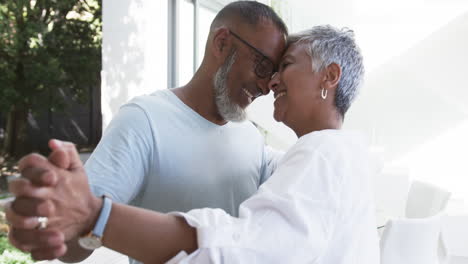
xmin=257 ymin=0 xmax=468 ymax=200
xmin=102 ymin=0 xmax=167 ymax=129
xmin=347 ymin=11 xmax=468 ymax=200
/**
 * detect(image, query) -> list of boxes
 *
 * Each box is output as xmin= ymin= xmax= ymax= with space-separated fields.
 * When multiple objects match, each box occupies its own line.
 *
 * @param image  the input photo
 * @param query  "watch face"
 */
xmin=78 ymin=236 xmax=102 ymax=250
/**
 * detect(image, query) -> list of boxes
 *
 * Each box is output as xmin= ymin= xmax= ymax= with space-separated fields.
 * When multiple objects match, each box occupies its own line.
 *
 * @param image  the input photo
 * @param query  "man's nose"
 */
xmin=268 ymin=72 xmax=279 ymax=92
xmin=256 ymin=78 xmax=271 ymax=96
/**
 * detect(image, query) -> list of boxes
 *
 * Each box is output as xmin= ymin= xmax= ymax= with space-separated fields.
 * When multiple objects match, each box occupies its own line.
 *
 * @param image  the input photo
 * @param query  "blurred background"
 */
xmin=0 ymin=0 xmax=102 ymax=262
xmin=0 ymin=0 xmax=102 ymax=156
xmin=1 ymin=0 xmax=468 ymax=262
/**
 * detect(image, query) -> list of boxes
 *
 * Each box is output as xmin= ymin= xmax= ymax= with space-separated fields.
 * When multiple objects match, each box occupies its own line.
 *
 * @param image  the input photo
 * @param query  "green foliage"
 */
xmin=0 ymin=247 xmax=33 ymax=264
xmin=0 ymin=0 xmax=102 ymax=156
xmin=0 ymin=0 xmax=102 ymax=114
xmin=0 ymin=211 xmax=33 ymax=263
xmin=0 ymin=236 xmax=14 ymax=254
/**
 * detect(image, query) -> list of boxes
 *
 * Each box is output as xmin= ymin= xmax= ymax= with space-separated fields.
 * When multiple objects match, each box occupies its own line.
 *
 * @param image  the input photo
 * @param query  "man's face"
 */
xmin=213 ymin=22 xmax=286 ymax=122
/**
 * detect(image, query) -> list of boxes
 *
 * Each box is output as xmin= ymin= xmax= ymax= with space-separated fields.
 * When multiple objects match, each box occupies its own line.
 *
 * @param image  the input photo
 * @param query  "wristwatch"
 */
xmin=78 ymin=196 xmax=113 ymax=250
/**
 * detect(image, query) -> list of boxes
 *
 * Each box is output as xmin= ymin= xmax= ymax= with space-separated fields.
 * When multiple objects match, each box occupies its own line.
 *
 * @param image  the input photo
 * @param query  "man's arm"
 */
xmin=6 ymin=182 xmax=197 ymax=263
xmin=61 ymin=104 xmax=154 ymax=262
xmin=6 ymin=140 xmax=197 ymax=263
xmin=84 ymin=104 xmax=153 ymax=205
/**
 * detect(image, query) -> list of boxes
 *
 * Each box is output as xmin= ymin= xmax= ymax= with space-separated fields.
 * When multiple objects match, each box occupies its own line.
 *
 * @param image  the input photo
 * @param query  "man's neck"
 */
xmin=171 ymin=72 xmax=228 ymax=126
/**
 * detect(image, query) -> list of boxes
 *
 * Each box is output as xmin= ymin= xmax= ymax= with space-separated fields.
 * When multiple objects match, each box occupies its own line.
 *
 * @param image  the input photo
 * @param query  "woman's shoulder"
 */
xmin=297 ymin=129 xmax=366 ymax=154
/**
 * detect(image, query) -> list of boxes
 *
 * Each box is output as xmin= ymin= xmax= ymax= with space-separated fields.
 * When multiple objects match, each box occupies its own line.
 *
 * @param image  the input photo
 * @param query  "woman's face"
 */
xmin=269 ymin=43 xmax=325 ymax=132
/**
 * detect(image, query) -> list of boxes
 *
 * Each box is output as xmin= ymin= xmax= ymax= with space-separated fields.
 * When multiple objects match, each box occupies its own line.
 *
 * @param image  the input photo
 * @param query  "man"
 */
xmin=7 ymin=1 xmax=287 ymax=262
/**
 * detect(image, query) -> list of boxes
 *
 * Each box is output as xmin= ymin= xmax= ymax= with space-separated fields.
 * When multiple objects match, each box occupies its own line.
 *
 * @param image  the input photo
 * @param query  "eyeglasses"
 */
xmin=229 ymin=30 xmax=276 ymax=79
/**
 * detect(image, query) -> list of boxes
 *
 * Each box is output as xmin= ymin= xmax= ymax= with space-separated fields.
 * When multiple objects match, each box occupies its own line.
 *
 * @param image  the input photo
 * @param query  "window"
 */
xmin=178 ymin=0 xmax=195 ymax=86
xmin=196 ymin=6 xmax=217 ymax=69
xmin=168 ymin=0 xmax=235 ymax=88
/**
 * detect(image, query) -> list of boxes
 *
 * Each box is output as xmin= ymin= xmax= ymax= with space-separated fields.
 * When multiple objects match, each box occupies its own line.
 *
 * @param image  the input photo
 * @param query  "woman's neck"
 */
xmin=292 ymin=113 xmax=343 ymax=138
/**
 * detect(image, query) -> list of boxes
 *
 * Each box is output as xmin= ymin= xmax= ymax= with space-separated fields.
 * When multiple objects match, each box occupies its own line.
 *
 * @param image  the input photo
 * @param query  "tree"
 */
xmin=0 ymin=0 xmax=101 ymax=158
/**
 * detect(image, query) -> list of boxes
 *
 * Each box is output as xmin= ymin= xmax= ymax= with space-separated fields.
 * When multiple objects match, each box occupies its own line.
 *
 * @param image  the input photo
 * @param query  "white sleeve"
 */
xmin=167 ymin=146 xmax=342 ymax=263
xmin=85 ymin=104 xmax=154 ymax=204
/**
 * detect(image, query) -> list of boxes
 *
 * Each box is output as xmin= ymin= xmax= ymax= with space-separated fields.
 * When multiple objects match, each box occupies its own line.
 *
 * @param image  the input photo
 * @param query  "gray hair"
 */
xmin=213 ymin=49 xmax=247 ymax=122
xmin=211 ymin=1 xmax=288 ymax=36
xmin=288 ymin=25 xmax=364 ymax=117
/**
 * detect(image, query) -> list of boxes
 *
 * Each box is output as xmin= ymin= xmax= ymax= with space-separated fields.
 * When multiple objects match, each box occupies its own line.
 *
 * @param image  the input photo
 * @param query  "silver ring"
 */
xmin=36 ymin=216 xmax=49 ymax=230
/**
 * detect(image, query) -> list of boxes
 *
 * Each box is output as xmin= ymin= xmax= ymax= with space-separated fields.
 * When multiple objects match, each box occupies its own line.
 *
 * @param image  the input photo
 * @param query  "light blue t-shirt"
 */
xmin=85 ymin=88 xmax=279 ymax=217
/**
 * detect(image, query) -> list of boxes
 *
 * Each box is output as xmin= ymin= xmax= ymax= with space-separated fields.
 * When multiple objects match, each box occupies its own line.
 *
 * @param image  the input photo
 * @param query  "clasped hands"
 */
xmin=5 ymin=139 xmax=101 ymax=260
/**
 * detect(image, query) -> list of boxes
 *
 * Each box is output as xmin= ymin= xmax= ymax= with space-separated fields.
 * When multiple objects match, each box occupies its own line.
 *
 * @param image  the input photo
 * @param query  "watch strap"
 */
xmin=92 ymin=196 xmax=112 ymax=238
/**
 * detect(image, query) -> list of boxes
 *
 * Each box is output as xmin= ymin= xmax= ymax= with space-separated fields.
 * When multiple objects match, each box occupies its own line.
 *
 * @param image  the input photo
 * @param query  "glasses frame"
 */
xmin=229 ymin=30 xmax=276 ymax=79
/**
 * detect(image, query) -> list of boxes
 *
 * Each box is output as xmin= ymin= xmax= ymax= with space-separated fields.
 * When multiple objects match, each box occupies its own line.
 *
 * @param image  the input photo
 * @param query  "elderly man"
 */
xmin=6 ymin=1 xmax=287 ymax=263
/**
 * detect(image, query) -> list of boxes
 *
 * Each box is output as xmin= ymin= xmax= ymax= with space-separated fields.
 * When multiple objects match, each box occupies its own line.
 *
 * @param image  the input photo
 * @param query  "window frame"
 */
xmin=167 ymin=0 xmax=247 ymax=88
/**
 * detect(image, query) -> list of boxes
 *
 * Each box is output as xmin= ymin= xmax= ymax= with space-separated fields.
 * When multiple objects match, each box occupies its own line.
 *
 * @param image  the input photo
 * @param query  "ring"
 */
xmin=36 ymin=216 xmax=48 ymax=230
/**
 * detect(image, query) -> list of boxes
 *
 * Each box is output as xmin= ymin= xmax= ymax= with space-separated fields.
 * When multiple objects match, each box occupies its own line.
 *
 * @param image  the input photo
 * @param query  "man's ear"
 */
xmin=323 ymin=63 xmax=342 ymax=91
xmin=211 ymin=27 xmax=232 ymax=60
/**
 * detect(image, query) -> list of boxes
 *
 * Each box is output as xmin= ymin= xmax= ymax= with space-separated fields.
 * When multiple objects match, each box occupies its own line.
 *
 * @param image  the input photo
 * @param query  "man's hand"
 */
xmin=5 ymin=139 xmax=101 ymax=260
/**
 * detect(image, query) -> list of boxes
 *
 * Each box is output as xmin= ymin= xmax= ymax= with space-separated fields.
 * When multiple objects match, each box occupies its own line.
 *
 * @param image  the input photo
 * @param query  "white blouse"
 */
xmin=167 ymin=129 xmax=380 ymax=264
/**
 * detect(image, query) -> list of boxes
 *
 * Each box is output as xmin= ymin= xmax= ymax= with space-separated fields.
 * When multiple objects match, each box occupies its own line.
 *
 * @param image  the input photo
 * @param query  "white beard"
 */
xmin=213 ymin=50 xmax=247 ymax=122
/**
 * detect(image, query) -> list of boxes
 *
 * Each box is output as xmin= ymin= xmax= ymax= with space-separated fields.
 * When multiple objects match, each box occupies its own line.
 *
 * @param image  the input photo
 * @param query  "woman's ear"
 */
xmin=323 ymin=63 xmax=342 ymax=90
xmin=211 ymin=27 xmax=231 ymax=60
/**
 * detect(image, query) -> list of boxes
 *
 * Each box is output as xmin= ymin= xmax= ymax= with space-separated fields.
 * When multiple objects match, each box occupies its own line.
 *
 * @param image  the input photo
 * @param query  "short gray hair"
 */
xmin=211 ymin=1 xmax=288 ymax=35
xmin=288 ymin=25 xmax=364 ymax=117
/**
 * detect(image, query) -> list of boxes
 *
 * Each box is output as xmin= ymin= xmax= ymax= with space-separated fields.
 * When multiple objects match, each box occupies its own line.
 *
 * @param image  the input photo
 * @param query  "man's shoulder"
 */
xmin=122 ymin=89 xmax=178 ymax=114
xmin=126 ymin=89 xmax=170 ymax=106
xmin=100 ymin=90 xmax=175 ymax=135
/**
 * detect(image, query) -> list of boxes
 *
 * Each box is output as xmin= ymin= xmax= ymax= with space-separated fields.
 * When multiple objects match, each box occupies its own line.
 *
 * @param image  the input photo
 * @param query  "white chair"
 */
xmin=374 ymin=168 xmax=410 ymax=224
xmin=441 ymin=215 xmax=468 ymax=264
xmin=380 ymin=214 xmax=442 ymax=264
xmin=405 ymin=180 xmax=451 ymax=218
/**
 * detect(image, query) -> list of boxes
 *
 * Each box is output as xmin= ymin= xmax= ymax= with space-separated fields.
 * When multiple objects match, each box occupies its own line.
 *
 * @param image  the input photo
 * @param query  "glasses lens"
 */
xmin=255 ymin=58 xmax=274 ymax=79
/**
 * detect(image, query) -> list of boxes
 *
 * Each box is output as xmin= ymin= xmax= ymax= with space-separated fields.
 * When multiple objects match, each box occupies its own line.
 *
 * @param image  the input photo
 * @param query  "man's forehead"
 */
xmin=237 ymin=22 xmax=286 ymax=63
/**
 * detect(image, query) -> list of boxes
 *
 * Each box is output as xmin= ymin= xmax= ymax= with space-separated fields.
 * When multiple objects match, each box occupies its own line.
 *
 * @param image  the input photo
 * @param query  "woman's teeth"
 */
xmin=275 ymin=91 xmax=286 ymax=100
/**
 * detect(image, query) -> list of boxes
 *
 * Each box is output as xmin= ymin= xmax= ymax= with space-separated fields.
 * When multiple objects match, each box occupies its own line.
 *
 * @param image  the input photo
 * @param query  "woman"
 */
xmin=7 ymin=25 xmax=379 ymax=263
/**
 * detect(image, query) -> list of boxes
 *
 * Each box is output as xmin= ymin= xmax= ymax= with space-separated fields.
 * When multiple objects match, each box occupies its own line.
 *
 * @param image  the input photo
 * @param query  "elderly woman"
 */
xmin=7 ymin=25 xmax=379 ymax=263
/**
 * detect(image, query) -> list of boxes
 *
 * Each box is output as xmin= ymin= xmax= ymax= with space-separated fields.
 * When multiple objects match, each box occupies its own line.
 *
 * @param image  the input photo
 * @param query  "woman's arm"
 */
xmin=102 ymin=201 xmax=197 ymax=263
